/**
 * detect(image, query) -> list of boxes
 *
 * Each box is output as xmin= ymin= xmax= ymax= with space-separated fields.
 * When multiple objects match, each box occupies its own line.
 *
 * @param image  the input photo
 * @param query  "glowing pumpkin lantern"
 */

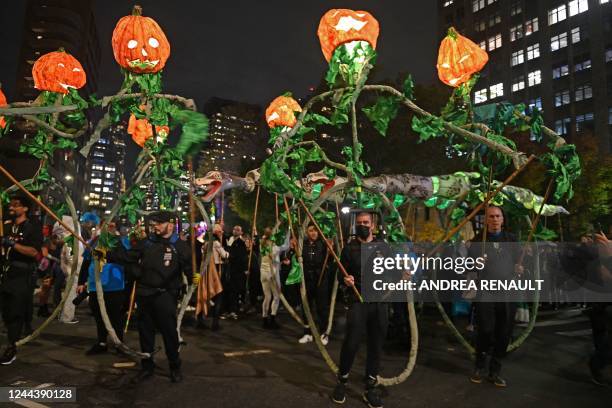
xmin=112 ymin=5 xmax=171 ymax=74
xmin=436 ymin=27 xmax=488 ymax=87
xmin=0 ymin=88 xmax=7 ymax=129
xmin=128 ymin=113 xmax=169 ymax=147
xmin=265 ymin=95 xmax=302 ymax=129
xmin=317 ymin=9 xmax=380 ymax=62
xmin=32 ymin=50 xmax=86 ymax=94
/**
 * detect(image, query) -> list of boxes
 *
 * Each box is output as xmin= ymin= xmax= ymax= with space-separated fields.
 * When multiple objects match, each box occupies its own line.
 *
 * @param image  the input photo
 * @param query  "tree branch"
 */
xmin=0 ymin=105 xmax=80 ymax=116
xmin=22 ymin=115 xmax=86 ymax=139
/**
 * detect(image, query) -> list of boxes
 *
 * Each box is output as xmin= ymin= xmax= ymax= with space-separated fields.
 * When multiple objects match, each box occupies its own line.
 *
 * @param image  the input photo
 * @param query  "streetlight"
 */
xmin=341 ymin=206 xmax=350 ymax=214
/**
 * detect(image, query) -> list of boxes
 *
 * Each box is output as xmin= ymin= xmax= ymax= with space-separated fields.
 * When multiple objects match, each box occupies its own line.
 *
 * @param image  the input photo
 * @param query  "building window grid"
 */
xmin=548 ymin=5 xmax=567 ymax=25
xmin=575 ymin=84 xmax=593 ymax=101
xmin=475 ymin=88 xmax=488 ymax=104
xmin=511 ymin=49 xmax=524 ymax=66
xmin=551 ymin=32 xmax=568 ymax=51
xmin=555 ymin=118 xmax=571 ymax=135
xmin=489 ymin=82 xmax=504 ymax=99
xmin=553 ymin=64 xmax=570 ymax=79
xmin=571 ymin=27 xmax=581 ymax=44
xmin=510 ymin=1 xmax=522 ymax=15
xmin=510 ymin=24 xmax=523 ymax=42
xmin=554 ymin=89 xmax=571 ymax=107
xmin=576 ymin=112 xmax=594 ymax=132
xmin=528 ymin=70 xmax=542 ymax=86
xmin=525 ymin=18 xmax=539 ymax=35
xmin=488 ymin=33 xmax=502 ymax=51
xmin=569 ymin=0 xmax=589 ymax=16
xmin=512 ymin=76 xmax=525 ymax=92
xmin=527 ymin=43 xmax=540 ymax=60
xmin=574 ymin=58 xmax=591 ymax=72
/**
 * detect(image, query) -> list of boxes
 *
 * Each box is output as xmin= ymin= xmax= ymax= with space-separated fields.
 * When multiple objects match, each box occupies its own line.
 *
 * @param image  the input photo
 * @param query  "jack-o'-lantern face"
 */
xmin=32 ymin=50 xmax=86 ymax=94
xmin=437 ymin=27 xmax=488 ymax=87
xmin=317 ymin=9 xmax=380 ymax=62
xmin=112 ymin=5 xmax=171 ymax=73
xmin=265 ymin=96 xmax=302 ymax=129
xmin=0 ymin=88 xmax=7 ymax=129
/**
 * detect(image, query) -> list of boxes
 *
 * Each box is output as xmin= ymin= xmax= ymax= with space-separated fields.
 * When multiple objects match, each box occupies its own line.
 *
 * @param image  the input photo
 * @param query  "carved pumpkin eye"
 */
xmin=58 ymin=63 xmax=65 ymax=67
xmin=148 ymin=37 xmax=159 ymax=48
xmin=72 ymin=67 xmax=81 ymax=72
xmin=127 ymin=39 xmax=138 ymax=49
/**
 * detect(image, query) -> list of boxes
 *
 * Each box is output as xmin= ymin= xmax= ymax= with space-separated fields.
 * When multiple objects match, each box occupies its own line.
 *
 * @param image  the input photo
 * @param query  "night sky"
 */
xmin=0 ymin=0 xmax=438 ymax=174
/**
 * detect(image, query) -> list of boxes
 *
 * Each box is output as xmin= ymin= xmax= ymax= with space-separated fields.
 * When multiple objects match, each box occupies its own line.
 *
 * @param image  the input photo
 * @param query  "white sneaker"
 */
xmin=320 ymin=334 xmax=329 ymax=346
xmin=298 ymin=334 xmax=313 ymax=344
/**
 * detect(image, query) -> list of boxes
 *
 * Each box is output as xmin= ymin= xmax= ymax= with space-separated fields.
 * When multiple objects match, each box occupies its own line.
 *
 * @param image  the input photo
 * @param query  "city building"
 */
xmin=0 ymin=0 xmax=101 ymax=212
xmin=84 ymin=123 xmax=126 ymax=215
xmin=198 ymin=97 xmax=263 ymax=175
xmin=438 ymin=0 xmax=612 ymax=152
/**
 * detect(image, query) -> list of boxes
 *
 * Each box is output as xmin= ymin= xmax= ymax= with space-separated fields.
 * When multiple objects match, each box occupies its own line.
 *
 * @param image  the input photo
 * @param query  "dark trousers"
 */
xmin=137 ymin=291 xmax=181 ymax=371
xmin=1 ymin=276 xmax=30 ymax=344
xmin=302 ymin=270 xmax=329 ymax=335
xmin=589 ymin=303 xmax=610 ymax=372
xmin=89 ymin=290 xmax=125 ymax=344
xmin=474 ymin=302 xmax=516 ymax=375
xmin=338 ymin=302 xmax=389 ymax=379
xmin=24 ymin=273 xmax=35 ymax=329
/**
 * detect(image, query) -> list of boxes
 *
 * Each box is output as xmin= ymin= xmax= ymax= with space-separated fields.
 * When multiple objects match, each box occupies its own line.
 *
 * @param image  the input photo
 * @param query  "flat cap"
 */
xmin=149 ymin=210 xmax=176 ymax=224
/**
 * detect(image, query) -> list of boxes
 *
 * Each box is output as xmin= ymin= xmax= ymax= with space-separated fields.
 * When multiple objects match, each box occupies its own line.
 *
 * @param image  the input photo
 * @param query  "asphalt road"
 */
xmin=0 ymin=303 xmax=610 ymax=408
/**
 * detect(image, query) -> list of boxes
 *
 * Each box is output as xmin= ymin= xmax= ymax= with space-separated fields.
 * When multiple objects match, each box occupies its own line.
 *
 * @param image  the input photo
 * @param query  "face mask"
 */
xmin=355 ymin=224 xmax=370 ymax=240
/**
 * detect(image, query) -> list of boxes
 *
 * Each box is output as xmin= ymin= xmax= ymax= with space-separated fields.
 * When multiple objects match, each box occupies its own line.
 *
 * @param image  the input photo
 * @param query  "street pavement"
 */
xmin=0 ymin=303 xmax=610 ymax=407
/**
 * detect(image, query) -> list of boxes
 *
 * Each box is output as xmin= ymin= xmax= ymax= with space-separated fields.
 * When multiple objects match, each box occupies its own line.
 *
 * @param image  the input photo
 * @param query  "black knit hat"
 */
xmin=149 ymin=210 xmax=176 ymax=224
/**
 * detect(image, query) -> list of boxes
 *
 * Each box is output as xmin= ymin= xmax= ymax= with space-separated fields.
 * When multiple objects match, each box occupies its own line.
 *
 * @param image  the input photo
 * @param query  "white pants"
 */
xmin=261 ymin=275 xmax=280 ymax=317
xmin=59 ymin=273 xmax=79 ymax=322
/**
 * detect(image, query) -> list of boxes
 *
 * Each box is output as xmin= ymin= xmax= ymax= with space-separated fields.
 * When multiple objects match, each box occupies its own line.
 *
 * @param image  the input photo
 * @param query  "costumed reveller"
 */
xmin=226 ymin=225 xmax=248 ymax=318
xmin=77 ymin=218 xmax=126 ymax=355
xmin=0 ymin=195 xmax=43 ymax=365
xmin=106 ymin=211 xmax=194 ymax=383
xmin=53 ymin=215 xmax=84 ymax=324
xmin=210 ymin=223 xmax=229 ymax=330
xmin=468 ymin=206 xmax=523 ymax=388
xmin=258 ymin=226 xmax=290 ymax=329
xmin=245 ymin=233 xmax=261 ymax=310
xmin=298 ymin=223 xmax=331 ymax=346
xmin=332 ymin=211 xmax=387 ymax=408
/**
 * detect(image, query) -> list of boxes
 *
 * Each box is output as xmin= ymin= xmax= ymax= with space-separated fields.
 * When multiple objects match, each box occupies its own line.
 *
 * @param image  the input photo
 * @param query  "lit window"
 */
xmin=511 ymin=1 xmax=522 ymax=15
xmin=554 ymin=90 xmax=571 ymax=107
xmin=474 ymin=20 xmax=486 ymax=32
xmin=511 ymin=50 xmax=524 ymax=66
xmin=609 ymin=107 xmax=612 ymax=125
xmin=525 ymin=18 xmax=539 ymax=35
xmin=575 ymin=112 xmax=594 ymax=132
xmin=602 ymin=0 xmax=610 ymax=4
xmin=488 ymin=33 xmax=502 ymax=51
xmin=479 ymin=40 xmax=487 ymax=50
xmin=574 ymin=58 xmax=591 ymax=72
xmin=551 ymin=32 xmax=568 ymax=51
xmin=443 ymin=0 xmax=454 ymax=6
xmin=527 ymin=43 xmax=540 ymax=60
xmin=472 ymin=0 xmax=485 ymax=12
xmin=512 ymin=76 xmax=525 ymax=92
xmin=607 ymin=48 xmax=612 ymax=62
xmin=570 ymin=27 xmax=581 ymax=44
xmin=474 ymin=88 xmax=488 ymax=103
xmin=528 ymin=97 xmax=543 ymax=111
xmin=554 ymin=118 xmax=571 ymax=135
xmin=91 ymin=178 xmax=102 ymax=185
xmin=510 ymin=24 xmax=523 ymax=41
xmin=528 ymin=70 xmax=541 ymax=86
xmin=569 ymin=0 xmax=588 ymax=16
xmin=575 ymin=84 xmax=592 ymax=101
xmin=548 ymin=5 xmax=567 ymax=25
xmin=487 ymin=0 xmax=497 ymax=4
xmin=489 ymin=83 xmax=504 ymax=99
xmin=553 ymin=64 xmax=570 ymax=79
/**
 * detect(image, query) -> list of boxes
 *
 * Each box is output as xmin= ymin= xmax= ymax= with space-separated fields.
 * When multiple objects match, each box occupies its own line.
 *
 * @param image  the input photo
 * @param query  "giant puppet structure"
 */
xmin=0 ymin=7 xmax=579 ymax=385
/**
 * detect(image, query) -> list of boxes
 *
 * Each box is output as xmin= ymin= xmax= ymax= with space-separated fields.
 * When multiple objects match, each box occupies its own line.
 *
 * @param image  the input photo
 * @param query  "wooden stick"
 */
xmin=220 ymin=191 xmax=225 ymax=223
xmin=298 ymin=199 xmax=363 ymax=303
xmin=187 ymin=159 xmax=198 ymax=281
xmin=517 ymin=178 xmax=555 ymax=267
xmin=335 ymin=200 xmax=345 ymax=250
xmin=0 ymin=202 xmax=4 ymax=257
xmin=123 ymin=282 xmax=137 ymax=334
xmin=317 ymin=250 xmax=331 ymax=288
xmin=246 ymin=185 xmax=261 ymax=273
xmin=0 ymin=164 xmax=89 ymax=249
xmin=275 ymin=193 xmax=279 ymax=224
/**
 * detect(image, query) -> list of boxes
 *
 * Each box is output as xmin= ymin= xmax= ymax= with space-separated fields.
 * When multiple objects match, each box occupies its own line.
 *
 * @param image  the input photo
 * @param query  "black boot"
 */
xmin=0 ymin=345 xmax=17 ymax=365
xmin=130 ymin=368 xmax=154 ymax=384
xmin=362 ymin=376 xmax=383 ymax=408
xmin=170 ymin=368 xmax=183 ymax=383
xmin=331 ymin=373 xmax=348 ymax=404
xmin=262 ymin=316 xmax=271 ymax=329
xmin=269 ymin=315 xmax=280 ymax=330
xmin=211 ymin=318 xmax=220 ymax=331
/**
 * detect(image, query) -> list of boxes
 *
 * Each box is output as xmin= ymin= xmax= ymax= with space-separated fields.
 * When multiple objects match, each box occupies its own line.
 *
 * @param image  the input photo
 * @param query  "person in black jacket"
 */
xmin=226 ymin=225 xmax=247 ymax=318
xmin=107 ymin=211 xmax=194 ymax=383
xmin=468 ymin=206 xmax=523 ymax=388
xmin=0 ymin=195 xmax=43 ymax=365
xmin=298 ymin=224 xmax=330 ymax=345
xmin=331 ymin=212 xmax=387 ymax=408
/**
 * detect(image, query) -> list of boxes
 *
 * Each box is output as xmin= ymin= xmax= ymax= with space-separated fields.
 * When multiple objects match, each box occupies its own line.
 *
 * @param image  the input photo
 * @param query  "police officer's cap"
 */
xmin=149 ymin=210 xmax=176 ymax=224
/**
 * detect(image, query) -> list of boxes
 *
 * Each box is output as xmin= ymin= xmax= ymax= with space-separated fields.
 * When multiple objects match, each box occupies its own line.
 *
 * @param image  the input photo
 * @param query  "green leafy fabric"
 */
xmin=362 ymin=95 xmax=399 ymax=136
xmin=171 ymin=108 xmax=209 ymax=157
xmin=285 ymin=255 xmax=302 ymax=285
xmin=325 ymin=42 xmax=376 ymax=88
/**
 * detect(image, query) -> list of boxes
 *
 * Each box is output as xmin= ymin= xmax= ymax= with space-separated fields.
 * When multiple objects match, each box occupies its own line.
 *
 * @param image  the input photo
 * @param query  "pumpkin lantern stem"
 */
xmin=132 ymin=5 xmax=143 ymax=16
xmin=446 ymin=26 xmax=458 ymax=40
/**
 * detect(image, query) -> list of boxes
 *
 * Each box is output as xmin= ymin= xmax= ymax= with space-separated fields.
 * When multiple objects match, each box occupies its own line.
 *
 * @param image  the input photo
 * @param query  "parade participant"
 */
xmin=107 ymin=210 xmax=194 ymax=383
xmin=244 ymin=233 xmax=261 ymax=312
xmin=210 ymin=223 xmax=229 ymax=330
xmin=226 ymin=225 xmax=247 ymax=318
xmin=54 ymin=216 xmax=83 ymax=324
xmin=298 ymin=223 xmax=330 ymax=346
xmin=259 ymin=226 xmax=290 ymax=329
xmin=77 ymin=218 xmax=126 ymax=354
xmin=331 ymin=211 xmax=387 ymax=408
xmin=0 ymin=195 xmax=43 ymax=365
xmin=468 ymin=206 xmax=523 ymax=388
xmin=280 ymin=238 xmax=299 ymax=308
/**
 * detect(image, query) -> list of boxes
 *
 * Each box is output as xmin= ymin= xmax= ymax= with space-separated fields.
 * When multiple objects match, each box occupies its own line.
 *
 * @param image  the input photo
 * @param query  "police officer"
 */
xmin=331 ymin=211 xmax=386 ymax=408
xmin=0 ymin=195 xmax=43 ymax=365
xmin=108 ymin=211 xmax=195 ymax=383
xmin=298 ymin=223 xmax=330 ymax=345
xmin=468 ymin=206 xmax=522 ymax=388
